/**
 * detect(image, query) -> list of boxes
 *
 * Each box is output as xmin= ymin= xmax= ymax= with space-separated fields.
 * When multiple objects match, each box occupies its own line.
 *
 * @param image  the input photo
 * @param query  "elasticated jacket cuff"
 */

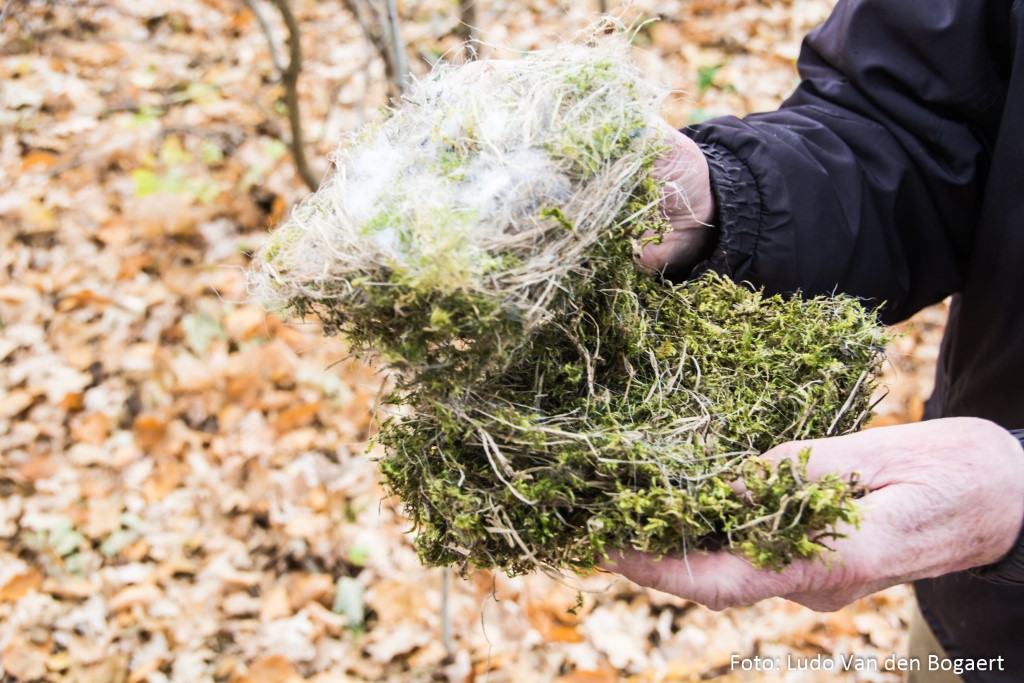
xmin=687 ymin=140 xmax=763 ymax=281
xmin=969 ymin=428 xmax=1024 ymax=585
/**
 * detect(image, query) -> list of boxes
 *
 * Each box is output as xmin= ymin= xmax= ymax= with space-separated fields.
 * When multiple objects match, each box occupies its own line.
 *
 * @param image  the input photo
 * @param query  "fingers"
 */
xmin=603 ymin=420 xmax=1024 ymax=611
xmin=637 ymin=226 xmax=712 ymax=274
xmin=601 ymin=548 xmax=813 ymax=611
xmin=759 ymin=426 xmax=912 ymax=491
xmin=761 ymin=419 xmax=1000 ymax=492
xmin=600 ymin=483 xmax=909 ymax=611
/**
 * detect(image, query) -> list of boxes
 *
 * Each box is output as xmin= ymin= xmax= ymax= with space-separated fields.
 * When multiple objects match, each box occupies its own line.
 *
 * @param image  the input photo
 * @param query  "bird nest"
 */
xmin=249 ymin=27 xmax=888 ymax=577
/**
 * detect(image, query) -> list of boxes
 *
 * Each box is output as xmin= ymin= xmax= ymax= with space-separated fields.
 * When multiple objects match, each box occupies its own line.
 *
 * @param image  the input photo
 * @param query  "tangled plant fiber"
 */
xmin=250 ymin=27 xmax=889 ymax=576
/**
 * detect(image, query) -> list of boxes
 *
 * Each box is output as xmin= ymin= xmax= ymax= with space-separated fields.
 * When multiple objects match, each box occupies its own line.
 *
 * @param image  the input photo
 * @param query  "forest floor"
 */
xmin=0 ymin=0 xmax=947 ymax=681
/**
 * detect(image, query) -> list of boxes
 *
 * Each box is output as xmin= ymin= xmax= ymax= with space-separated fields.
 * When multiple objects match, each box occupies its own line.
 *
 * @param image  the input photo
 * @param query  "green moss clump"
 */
xmin=374 ymin=182 xmax=885 ymax=573
xmin=251 ymin=34 xmax=889 ymax=576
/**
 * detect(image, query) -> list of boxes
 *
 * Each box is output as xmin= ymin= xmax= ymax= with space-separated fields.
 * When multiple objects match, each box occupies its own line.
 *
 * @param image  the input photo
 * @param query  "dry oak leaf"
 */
xmin=406 ymin=640 xmax=448 ymax=669
xmin=580 ymin=603 xmax=653 ymax=672
xmin=472 ymin=651 xmax=518 ymax=678
xmin=67 ymin=655 xmax=131 ymax=683
xmin=0 ymin=566 xmax=43 ymax=602
xmin=128 ymin=657 xmax=164 ymax=683
xmin=58 ymin=289 xmax=113 ymax=312
xmin=655 ymin=649 xmax=740 ymax=681
xmin=236 ymin=655 xmax=304 ymax=683
xmin=0 ymin=284 xmax=41 ymax=305
xmin=526 ymin=598 xmax=585 ymax=644
xmin=21 ymin=149 xmax=61 ymax=171
xmin=0 ymin=389 xmax=36 ymax=419
xmin=556 ymin=668 xmax=619 ymax=683
xmin=287 ymin=572 xmax=335 ymax=611
xmin=84 ymin=498 xmax=123 ymax=539
xmin=225 ymin=306 xmax=269 ymax=343
xmin=14 ymin=456 xmax=59 ymax=482
xmin=304 ymin=601 xmax=347 ymax=637
xmin=117 ymin=253 xmax=155 ymax=281
xmin=364 ymin=623 xmax=433 ymax=664
xmin=224 ymin=591 xmax=263 ymax=617
xmin=1 ymin=637 xmax=49 ymax=681
xmin=127 ymin=191 xmax=210 ymax=238
xmin=260 ymin=585 xmax=292 ymax=622
xmin=367 ymin=578 xmax=432 ymax=624
xmin=109 ymin=583 xmax=163 ymax=612
xmin=61 ymin=391 xmax=86 ymax=411
xmin=259 ymin=340 xmax=298 ymax=385
xmin=170 ymin=353 xmax=217 ymax=392
xmin=133 ymin=414 xmax=168 ymax=450
xmin=141 ymin=458 xmax=185 ymax=502
xmin=43 ymin=576 xmax=97 ymax=599
xmin=206 ymin=560 xmax=262 ymax=589
xmin=71 ymin=412 xmax=110 ymax=446
xmin=272 ymin=401 xmax=322 ymax=433
xmin=0 ymin=338 xmax=18 ymax=362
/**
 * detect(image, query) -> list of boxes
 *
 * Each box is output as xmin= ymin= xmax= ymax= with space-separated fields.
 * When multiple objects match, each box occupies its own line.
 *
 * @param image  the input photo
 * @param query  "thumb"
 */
xmin=758 ymin=426 xmax=905 ymax=493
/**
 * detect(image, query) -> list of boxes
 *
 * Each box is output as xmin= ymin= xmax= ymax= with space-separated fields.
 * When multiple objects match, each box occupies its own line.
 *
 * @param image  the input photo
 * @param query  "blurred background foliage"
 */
xmin=0 ymin=0 xmax=943 ymax=681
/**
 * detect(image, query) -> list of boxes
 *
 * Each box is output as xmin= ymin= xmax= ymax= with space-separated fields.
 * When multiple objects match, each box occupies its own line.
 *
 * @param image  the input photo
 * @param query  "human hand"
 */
xmin=641 ymin=119 xmax=717 ymax=275
xmin=601 ymin=418 xmax=1024 ymax=611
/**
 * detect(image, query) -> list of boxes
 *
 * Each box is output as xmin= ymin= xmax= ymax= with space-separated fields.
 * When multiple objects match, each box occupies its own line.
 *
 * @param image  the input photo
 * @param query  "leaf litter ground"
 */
xmin=0 ymin=0 xmax=928 ymax=680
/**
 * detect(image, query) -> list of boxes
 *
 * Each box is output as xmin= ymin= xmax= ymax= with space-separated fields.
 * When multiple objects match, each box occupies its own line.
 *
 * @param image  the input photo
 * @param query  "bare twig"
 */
xmin=440 ymin=568 xmax=455 ymax=664
xmin=383 ymin=0 xmax=409 ymax=92
xmin=265 ymin=0 xmax=321 ymax=191
xmin=340 ymin=0 xmax=405 ymax=99
xmin=598 ymin=0 xmax=608 ymax=13
xmin=242 ymin=0 xmax=285 ymax=73
xmin=1 ymin=0 xmax=20 ymax=31
xmin=455 ymin=0 xmax=480 ymax=61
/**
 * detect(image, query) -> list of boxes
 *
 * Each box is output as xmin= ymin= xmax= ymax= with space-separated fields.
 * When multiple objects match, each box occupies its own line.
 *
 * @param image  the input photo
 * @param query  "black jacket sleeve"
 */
xmin=686 ymin=0 xmax=1009 ymax=324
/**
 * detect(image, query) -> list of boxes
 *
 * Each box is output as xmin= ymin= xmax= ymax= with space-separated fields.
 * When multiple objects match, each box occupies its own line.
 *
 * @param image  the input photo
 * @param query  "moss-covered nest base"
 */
xmin=249 ymin=25 xmax=889 ymax=577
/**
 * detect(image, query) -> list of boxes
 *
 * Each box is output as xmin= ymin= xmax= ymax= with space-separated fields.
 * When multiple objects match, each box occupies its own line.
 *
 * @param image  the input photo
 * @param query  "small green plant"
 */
xmin=250 ymin=25 xmax=888 ymax=577
xmin=697 ymin=64 xmax=722 ymax=93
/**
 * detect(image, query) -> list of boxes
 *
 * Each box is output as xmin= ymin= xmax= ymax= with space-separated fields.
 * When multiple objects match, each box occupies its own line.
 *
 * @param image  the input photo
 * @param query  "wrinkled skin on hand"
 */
xmin=602 ymin=418 xmax=1024 ymax=612
xmin=642 ymin=119 xmax=717 ymax=275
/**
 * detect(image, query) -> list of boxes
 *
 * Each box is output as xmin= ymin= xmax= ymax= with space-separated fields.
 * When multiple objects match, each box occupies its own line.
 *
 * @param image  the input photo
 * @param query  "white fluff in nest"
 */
xmin=250 ymin=31 xmax=667 ymax=338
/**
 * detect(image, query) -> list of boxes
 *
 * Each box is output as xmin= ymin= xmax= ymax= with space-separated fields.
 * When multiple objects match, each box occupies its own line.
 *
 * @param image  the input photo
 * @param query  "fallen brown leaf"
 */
xmin=1 ymin=637 xmax=50 ymax=681
xmin=14 ymin=456 xmax=59 ymax=481
xmin=260 ymin=585 xmax=293 ymax=622
xmin=72 ymin=412 xmax=110 ymax=445
xmin=21 ymin=149 xmax=61 ymax=171
xmin=225 ymin=306 xmax=269 ymax=343
xmin=556 ymin=668 xmax=619 ymax=683
xmin=142 ymin=458 xmax=185 ymax=502
xmin=127 ymin=657 xmax=164 ymax=683
xmin=272 ymin=401 xmax=322 ymax=433
xmin=133 ymin=414 xmax=168 ymax=449
xmin=109 ymin=583 xmax=163 ymax=612
xmin=236 ymin=655 xmax=303 ymax=683
xmin=0 ymin=389 xmax=36 ymax=419
xmin=43 ymin=576 xmax=97 ymax=599
xmin=288 ymin=572 xmax=334 ymax=610
xmin=0 ymin=567 xmax=43 ymax=602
